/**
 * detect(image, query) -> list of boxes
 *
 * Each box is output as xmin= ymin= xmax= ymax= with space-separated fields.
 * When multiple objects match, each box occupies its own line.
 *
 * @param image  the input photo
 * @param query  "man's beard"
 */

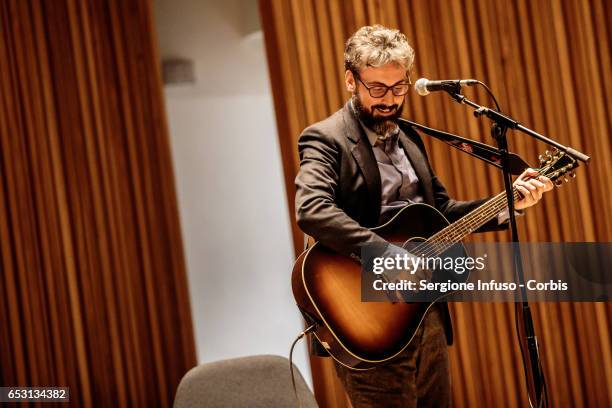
xmin=352 ymin=93 xmax=404 ymax=136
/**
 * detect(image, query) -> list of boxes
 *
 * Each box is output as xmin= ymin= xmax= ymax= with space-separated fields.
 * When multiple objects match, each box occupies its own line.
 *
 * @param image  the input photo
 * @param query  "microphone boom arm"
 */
xmin=449 ymin=92 xmax=591 ymax=164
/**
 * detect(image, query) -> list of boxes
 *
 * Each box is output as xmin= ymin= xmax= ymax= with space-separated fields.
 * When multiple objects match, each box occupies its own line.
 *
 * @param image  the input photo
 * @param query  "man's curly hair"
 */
xmin=344 ymin=25 xmax=415 ymax=74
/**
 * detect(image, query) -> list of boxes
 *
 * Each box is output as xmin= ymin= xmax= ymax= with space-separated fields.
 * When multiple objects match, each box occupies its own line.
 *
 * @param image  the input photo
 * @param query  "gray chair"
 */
xmin=173 ymin=355 xmax=318 ymax=408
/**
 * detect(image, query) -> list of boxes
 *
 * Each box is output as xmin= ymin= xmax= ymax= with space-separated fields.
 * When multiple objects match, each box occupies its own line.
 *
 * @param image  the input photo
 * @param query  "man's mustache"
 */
xmin=372 ymin=104 xmax=399 ymax=112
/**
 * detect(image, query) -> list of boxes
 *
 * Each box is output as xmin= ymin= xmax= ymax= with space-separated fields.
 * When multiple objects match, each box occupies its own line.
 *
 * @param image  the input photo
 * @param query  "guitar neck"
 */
xmin=425 ymin=187 xmax=522 ymax=254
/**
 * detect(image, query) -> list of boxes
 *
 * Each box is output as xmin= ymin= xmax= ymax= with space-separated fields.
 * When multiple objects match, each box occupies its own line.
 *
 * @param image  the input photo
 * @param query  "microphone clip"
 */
xmin=439 ymin=81 xmax=462 ymax=94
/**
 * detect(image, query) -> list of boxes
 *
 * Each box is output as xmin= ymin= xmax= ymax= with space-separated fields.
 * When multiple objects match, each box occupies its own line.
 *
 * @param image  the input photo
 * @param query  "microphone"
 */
xmin=414 ymin=78 xmax=478 ymax=96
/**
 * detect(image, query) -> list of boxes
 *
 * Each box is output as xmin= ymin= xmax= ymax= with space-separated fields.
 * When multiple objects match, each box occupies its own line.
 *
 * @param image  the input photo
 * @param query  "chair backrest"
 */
xmin=173 ymin=354 xmax=318 ymax=408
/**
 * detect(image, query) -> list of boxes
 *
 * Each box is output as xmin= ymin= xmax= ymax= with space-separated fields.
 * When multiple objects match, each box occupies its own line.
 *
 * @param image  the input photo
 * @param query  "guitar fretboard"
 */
xmin=417 ymin=187 xmax=523 ymax=257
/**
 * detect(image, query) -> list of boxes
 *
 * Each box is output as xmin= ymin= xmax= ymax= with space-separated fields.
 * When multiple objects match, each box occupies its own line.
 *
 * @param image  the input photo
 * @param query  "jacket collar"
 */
xmin=342 ymin=102 xmax=381 ymax=226
xmin=398 ymin=124 xmax=434 ymax=205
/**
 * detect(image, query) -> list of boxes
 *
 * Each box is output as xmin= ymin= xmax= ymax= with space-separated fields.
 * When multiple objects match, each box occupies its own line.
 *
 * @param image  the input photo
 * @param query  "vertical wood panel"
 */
xmin=260 ymin=0 xmax=611 ymax=406
xmin=0 ymin=0 xmax=197 ymax=406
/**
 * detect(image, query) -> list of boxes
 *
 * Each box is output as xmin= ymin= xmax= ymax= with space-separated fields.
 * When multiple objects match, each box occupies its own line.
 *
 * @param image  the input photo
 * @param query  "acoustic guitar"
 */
xmin=291 ymin=150 xmax=579 ymax=370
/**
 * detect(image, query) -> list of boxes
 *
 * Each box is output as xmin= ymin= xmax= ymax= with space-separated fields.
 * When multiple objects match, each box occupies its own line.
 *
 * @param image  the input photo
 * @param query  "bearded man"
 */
xmin=294 ymin=25 xmax=552 ymax=407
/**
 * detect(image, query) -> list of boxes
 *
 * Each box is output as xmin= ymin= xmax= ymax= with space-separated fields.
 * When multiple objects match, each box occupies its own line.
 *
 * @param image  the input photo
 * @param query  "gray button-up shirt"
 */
xmin=361 ymin=122 xmax=424 ymax=224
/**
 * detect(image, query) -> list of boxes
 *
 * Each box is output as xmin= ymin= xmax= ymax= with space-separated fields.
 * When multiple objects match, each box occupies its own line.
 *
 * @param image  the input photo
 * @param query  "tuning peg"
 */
xmin=570 ymin=171 xmax=576 ymax=178
xmin=564 ymin=176 xmax=569 ymax=183
xmin=538 ymin=154 xmax=546 ymax=164
xmin=545 ymin=150 xmax=552 ymax=158
xmin=554 ymin=179 xmax=563 ymax=187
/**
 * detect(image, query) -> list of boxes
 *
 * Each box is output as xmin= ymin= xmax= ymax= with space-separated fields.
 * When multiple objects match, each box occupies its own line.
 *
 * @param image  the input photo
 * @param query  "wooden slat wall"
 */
xmin=259 ymin=0 xmax=611 ymax=407
xmin=0 ymin=0 xmax=196 ymax=406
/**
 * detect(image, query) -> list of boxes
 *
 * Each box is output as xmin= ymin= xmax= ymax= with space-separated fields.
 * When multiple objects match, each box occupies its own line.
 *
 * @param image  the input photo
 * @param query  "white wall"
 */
xmin=153 ymin=0 xmax=311 ymax=387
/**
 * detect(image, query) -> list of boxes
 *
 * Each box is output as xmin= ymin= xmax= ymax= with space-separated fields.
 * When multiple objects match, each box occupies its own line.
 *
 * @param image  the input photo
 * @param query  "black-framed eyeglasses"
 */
xmin=354 ymin=74 xmax=412 ymax=98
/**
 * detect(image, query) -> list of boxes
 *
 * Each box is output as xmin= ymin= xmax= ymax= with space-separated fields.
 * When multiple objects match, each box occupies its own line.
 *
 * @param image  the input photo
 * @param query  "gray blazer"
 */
xmin=294 ymin=101 xmax=507 ymax=346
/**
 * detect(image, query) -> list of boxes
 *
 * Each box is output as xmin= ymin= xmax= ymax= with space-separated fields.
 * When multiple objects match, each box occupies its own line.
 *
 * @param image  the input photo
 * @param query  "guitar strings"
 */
xmin=407 ymin=165 xmax=552 ymax=259
xmin=412 ymin=189 xmax=519 ymax=257
xmin=414 ymin=166 xmax=554 ymax=258
xmin=424 ymin=165 xmax=549 ymax=247
xmin=414 ymin=190 xmax=522 ymax=258
xmin=429 ymin=170 xmax=539 ymax=245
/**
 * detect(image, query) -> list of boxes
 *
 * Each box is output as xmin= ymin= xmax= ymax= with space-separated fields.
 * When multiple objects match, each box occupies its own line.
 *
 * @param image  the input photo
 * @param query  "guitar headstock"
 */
xmin=538 ymin=148 xmax=579 ymax=187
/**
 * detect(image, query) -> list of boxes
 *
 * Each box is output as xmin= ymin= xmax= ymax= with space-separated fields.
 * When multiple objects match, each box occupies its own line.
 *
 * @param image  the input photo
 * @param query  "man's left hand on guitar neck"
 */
xmin=513 ymin=168 xmax=554 ymax=210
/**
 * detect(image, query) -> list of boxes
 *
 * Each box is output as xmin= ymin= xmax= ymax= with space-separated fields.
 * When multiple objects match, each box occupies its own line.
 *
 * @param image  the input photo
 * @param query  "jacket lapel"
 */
xmin=398 ymin=129 xmax=435 ymax=206
xmin=342 ymin=103 xmax=381 ymax=226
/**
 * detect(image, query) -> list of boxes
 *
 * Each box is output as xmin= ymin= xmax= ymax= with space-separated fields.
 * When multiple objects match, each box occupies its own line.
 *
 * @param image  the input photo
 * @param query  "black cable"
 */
xmin=475 ymin=80 xmax=501 ymax=112
xmin=289 ymin=324 xmax=316 ymax=408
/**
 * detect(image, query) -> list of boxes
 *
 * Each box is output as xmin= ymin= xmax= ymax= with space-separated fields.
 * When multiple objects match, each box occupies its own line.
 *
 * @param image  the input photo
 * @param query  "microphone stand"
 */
xmin=443 ymin=88 xmax=590 ymax=408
